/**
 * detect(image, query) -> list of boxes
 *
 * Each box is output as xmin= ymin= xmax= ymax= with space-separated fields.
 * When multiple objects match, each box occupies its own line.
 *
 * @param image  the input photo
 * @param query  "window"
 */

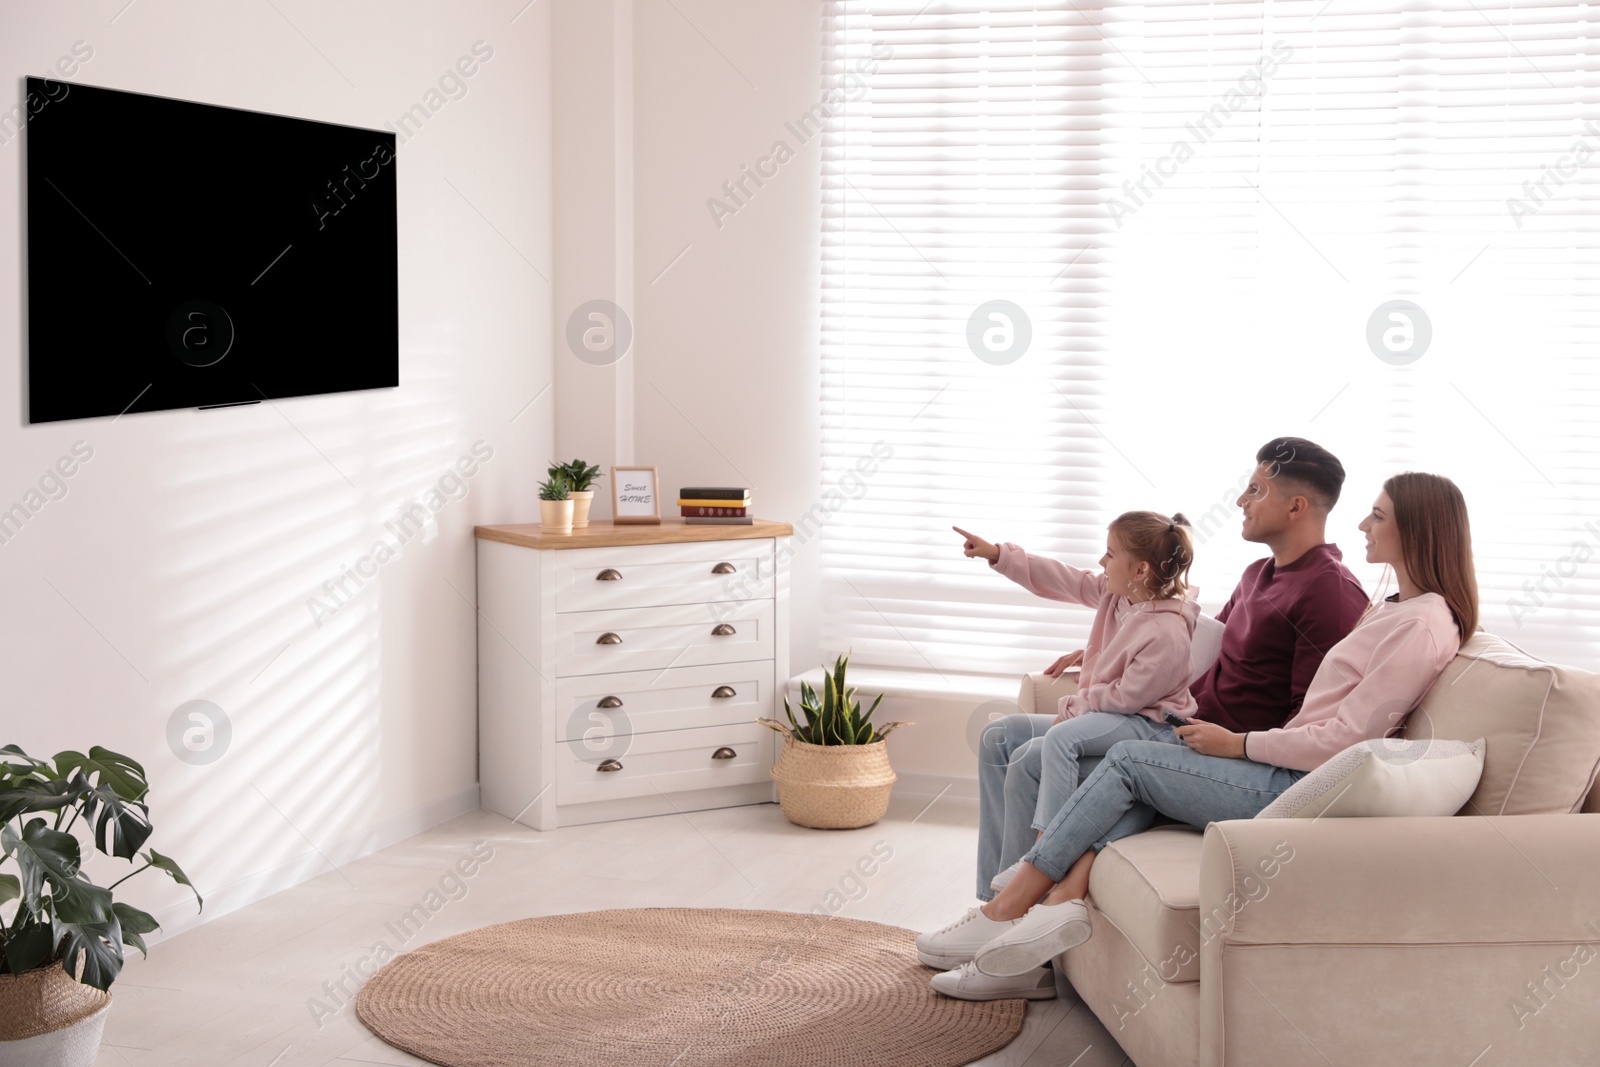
xmin=820 ymin=0 xmax=1600 ymax=677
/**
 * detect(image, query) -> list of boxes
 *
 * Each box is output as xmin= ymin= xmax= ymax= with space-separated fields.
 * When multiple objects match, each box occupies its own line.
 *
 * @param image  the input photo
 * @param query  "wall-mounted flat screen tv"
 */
xmin=25 ymin=77 xmax=397 ymax=423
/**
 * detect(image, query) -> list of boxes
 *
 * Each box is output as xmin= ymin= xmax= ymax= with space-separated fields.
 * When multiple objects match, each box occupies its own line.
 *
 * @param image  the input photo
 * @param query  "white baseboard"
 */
xmin=146 ymin=784 xmax=482 ymax=943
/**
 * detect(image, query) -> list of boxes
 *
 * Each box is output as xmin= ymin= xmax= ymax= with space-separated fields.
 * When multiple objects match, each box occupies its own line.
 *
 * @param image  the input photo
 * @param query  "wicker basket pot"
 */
xmin=770 ymin=736 xmax=897 ymax=829
xmin=0 ymin=961 xmax=112 ymax=1067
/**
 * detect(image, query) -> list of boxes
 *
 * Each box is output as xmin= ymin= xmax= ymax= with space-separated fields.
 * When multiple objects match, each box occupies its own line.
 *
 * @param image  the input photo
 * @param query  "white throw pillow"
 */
xmin=1255 ymin=738 xmax=1487 ymax=819
xmin=1186 ymin=613 xmax=1225 ymax=687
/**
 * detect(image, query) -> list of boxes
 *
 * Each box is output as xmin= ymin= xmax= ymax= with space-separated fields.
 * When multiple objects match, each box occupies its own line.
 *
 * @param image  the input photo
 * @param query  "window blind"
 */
xmin=820 ymin=0 xmax=1600 ymax=677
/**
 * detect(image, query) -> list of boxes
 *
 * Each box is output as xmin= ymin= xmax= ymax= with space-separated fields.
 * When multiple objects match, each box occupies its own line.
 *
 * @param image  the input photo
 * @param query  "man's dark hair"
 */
xmin=1256 ymin=437 xmax=1345 ymax=509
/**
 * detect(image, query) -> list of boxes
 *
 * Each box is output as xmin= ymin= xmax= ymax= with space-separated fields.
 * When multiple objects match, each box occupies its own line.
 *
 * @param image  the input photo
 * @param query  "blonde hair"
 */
xmin=1109 ymin=511 xmax=1195 ymax=600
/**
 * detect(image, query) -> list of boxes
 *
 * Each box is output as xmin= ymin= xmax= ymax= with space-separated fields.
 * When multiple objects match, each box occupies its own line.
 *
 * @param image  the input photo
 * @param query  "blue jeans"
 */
xmin=976 ymin=713 xmax=1180 ymax=900
xmin=1036 ymin=713 xmax=1181 ymax=828
xmin=1022 ymin=739 xmax=1309 ymax=882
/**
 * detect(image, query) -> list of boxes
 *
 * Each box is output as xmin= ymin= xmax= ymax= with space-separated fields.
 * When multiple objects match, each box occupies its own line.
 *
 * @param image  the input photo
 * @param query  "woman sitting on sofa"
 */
xmin=920 ymin=472 xmax=1479 ymax=1001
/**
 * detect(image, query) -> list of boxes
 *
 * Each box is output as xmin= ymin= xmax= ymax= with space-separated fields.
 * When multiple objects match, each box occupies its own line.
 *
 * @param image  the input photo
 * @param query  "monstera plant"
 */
xmin=0 ymin=744 xmax=201 ymax=991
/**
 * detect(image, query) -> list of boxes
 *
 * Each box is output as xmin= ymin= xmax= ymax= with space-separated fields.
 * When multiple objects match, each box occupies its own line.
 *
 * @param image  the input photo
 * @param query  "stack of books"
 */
xmin=679 ymin=487 xmax=752 ymax=525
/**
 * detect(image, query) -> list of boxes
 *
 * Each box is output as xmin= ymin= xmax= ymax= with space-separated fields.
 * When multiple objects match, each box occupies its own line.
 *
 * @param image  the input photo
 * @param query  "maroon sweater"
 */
xmin=1191 ymin=544 xmax=1370 ymax=733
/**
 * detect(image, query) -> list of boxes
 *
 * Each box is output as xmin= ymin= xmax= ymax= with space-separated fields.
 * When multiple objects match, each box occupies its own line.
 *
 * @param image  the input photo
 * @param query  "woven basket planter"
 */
xmin=770 ymin=736 xmax=897 ymax=829
xmin=0 ymin=962 xmax=111 ymax=1067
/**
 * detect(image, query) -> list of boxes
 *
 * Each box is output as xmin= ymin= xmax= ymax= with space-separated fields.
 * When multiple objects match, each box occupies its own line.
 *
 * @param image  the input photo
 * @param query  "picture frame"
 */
xmin=610 ymin=466 xmax=661 ymax=525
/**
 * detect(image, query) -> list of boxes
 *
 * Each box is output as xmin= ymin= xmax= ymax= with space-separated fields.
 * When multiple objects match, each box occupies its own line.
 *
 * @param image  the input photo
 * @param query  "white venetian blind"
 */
xmin=820 ymin=0 xmax=1600 ymax=678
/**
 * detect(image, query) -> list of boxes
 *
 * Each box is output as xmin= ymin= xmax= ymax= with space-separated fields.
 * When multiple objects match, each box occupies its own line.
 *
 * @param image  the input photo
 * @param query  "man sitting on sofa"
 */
xmin=969 ymin=437 xmax=1370 ymax=955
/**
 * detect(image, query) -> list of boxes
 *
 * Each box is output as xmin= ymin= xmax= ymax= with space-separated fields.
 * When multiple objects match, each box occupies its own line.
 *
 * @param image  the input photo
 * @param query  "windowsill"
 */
xmin=784 ymin=664 xmax=1047 ymax=702
xmin=780 ymin=663 xmax=1085 ymax=794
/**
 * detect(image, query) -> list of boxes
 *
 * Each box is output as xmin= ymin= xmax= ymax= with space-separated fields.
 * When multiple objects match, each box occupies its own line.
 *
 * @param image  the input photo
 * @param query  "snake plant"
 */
xmin=759 ymin=652 xmax=908 ymax=745
xmin=537 ymin=472 xmax=570 ymax=501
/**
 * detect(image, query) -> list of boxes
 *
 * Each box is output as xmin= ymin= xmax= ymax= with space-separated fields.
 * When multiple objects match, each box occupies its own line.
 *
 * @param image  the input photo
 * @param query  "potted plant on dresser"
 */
xmin=548 ymin=459 xmax=603 ymax=528
xmin=537 ymin=472 xmax=573 ymax=532
xmin=758 ymin=653 xmax=909 ymax=829
xmin=0 ymin=745 xmax=202 ymax=1067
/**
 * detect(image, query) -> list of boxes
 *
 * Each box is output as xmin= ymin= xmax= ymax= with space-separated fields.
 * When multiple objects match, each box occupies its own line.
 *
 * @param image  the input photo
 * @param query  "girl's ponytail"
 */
xmin=1158 ymin=513 xmax=1196 ymax=599
xmin=1110 ymin=511 xmax=1196 ymax=600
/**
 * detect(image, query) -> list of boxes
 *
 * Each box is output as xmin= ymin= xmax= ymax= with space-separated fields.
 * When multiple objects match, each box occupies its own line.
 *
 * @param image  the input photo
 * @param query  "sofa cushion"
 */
xmin=1401 ymin=632 xmax=1600 ymax=815
xmin=1089 ymin=824 xmax=1204 ymax=984
xmin=1188 ymin=613 xmax=1225 ymax=686
xmin=1255 ymin=737 xmax=1485 ymax=819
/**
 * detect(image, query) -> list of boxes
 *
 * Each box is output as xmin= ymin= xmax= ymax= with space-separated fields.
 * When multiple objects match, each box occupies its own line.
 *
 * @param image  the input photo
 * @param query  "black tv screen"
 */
xmin=25 ymin=77 xmax=397 ymax=423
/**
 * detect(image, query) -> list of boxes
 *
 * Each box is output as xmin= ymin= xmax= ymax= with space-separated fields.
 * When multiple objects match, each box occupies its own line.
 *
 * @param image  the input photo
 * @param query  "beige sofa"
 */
xmin=1016 ymin=632 xmax=1600 ymax=1067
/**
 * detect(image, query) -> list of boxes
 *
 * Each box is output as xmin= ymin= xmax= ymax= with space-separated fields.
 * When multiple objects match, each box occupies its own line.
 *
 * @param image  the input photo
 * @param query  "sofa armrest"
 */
xmin=1017 ymin=669 xmax=1079 ymax=714
xmin=1198 ymin=814 xmax=1600 ymax=1067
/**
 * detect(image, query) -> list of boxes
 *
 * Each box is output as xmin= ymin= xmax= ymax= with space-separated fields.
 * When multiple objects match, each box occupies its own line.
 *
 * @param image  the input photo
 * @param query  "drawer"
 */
xmin=551 ymin=600 xmax=774 ymax=678
xmin=557 ymin=721 xmax=770 ymax=805
xmin=555 ymin=662 xmax=772 ymax=741
xmin=553 ymin=540 xmax=774 ymax=613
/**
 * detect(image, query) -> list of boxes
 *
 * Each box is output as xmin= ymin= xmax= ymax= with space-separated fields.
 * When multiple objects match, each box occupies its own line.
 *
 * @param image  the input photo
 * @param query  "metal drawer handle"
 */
xmin=597 ymin=695 xmax=623 ymax=709
xmin=711 ymin=562 xmax=736 ymax=575
xmin=711 ymin=747 xmax=737 ymax=760
xmin=711 ymin=624 xmax=736 ymax=637
xmin=597 ymin=568 xmax=622 ymax=581
xmin=596 ymin=632 xmax=623 ymax=645
xmin=597 ymin=758 xmax=624 ymax=772
xmin=711 ymin=686 xmax=737 ymax=699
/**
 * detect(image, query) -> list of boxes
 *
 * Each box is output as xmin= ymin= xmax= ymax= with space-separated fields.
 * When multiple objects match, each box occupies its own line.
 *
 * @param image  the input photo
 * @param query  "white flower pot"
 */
xmin=0 ymin=964 xmax=111 ymax=1067
xmin=539 ymin=498 xmax=574 ymax=532
xmin=0 ymin=1002 xmax=110 ymax=1067
xmin=569 ymin=490 xmax=595 ymax=528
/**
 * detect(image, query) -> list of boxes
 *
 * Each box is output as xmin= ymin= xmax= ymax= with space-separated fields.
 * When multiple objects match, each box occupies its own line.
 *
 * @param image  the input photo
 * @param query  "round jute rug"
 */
xmin=355 ymin=907 xmax=1027 ymax=1067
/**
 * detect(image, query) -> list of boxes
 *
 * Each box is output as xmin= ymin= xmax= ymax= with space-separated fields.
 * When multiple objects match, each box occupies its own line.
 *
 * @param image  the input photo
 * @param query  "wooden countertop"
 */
xmin=475 ymin=518 xmax=794 ymax=550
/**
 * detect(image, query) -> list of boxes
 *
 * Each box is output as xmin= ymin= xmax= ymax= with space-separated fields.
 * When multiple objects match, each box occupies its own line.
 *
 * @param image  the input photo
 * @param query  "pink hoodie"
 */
xmin=1243 ymin=592 xmax=1461 ymax=772
xmin=992 ymin=543 xmax=1201 ymax=724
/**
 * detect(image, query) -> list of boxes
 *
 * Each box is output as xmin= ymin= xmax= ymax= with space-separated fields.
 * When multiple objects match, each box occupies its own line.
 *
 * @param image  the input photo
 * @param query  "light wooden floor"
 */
xmin=92 ymin=793 xmax=1133 ymax=1067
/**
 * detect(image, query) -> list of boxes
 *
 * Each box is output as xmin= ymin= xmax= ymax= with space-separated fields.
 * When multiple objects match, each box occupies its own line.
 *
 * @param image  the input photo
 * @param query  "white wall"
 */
xmin=552 ymin=0 xmax=634 ymax=506
xmin=630 ymin=0 xmax=826 ymax=668
xmin=0 ymin=1 xmax=552 ymax=935
xmin=546 ymin=0 xmax=827 ymax=663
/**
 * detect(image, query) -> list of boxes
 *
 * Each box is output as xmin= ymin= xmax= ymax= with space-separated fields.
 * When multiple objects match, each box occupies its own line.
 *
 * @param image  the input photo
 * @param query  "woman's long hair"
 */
xmin=1384 ymin=472 xmax=1479 ymax=638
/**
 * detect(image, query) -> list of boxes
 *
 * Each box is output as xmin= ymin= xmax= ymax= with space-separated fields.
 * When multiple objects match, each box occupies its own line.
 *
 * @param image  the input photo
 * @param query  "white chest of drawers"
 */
xmin=474 ymin=519 xmax=793 ymax=830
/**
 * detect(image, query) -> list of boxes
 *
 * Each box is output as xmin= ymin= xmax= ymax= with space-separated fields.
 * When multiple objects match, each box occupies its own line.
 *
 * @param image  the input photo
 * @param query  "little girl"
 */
xmin=935 ymin=513 xmax=1199 ymax=969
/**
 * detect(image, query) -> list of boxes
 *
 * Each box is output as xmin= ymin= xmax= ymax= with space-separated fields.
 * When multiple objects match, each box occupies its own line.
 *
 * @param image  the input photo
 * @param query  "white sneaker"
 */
xmin=930 ymin=961 xmax=1057 ymax=1001
xmin=989 ymin=861 xmax=1022 ymax=894
xmin=916 ymin=907 xmax=1022 ymax=969
xmin=973 ymin=899 xmax=1092 ymax=977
